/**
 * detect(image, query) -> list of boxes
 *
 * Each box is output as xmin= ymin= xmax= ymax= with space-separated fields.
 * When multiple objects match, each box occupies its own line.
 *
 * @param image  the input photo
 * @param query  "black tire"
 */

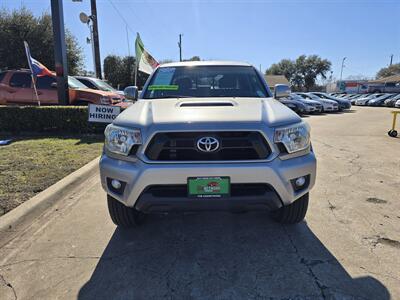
xmin=271 ymin=193 xmax=309 ymax=224
xmin=388 ymin=130 xmax=398 ymax=138
xmin=107 ymin=195 xmax=145 ymax=227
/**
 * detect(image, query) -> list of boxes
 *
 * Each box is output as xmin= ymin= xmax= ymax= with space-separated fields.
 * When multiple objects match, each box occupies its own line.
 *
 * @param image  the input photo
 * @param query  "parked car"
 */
xmin=75 ymin=76 xmax=125 ymax=96
xmin=0 ymin=69 xmax=124 ymax=105
xmin=286 ymin=93 xmax=322 ymax=113
xmin=348 ymin=94 xmax=371 ymax=105
xmin=100 ymin=61 xmax=316 ymax=226
xmin=395 ymin=99 xmax=400 ymax=108
xmin=367 ymin=94 xmax=394 ymax=106
xmin=295 ymin=92 xmax=339 ymax=112
xmin=384 ymin=94 xmax=400 ymax=107
xmin=310 ymin=92 xmax=351 ymax=110
xmin=354 ymin=93 xmax=384 ymax=106
xmin=277 ymin=97 xmax=307 ymax=114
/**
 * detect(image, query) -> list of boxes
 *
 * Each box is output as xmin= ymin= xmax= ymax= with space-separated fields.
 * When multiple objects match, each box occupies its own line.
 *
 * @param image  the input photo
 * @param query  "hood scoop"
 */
xmin=178 ymin=100 xmax=236 ymax=107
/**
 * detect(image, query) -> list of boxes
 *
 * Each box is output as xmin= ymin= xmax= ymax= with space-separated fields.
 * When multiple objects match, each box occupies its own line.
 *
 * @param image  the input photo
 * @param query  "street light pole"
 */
xmin=178 ymin=34 xmax=182 ymax=62
xmin=50 ymin=0 xmax=69 ymax=105
xmin=340 ymin=57 xmax=346 ymax=81
xmin=90 ymin=0 xmax=102 ymax=79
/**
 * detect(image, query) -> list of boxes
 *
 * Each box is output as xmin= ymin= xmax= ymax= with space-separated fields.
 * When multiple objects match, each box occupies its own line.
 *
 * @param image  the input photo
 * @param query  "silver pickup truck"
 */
xmin=99 ymin=61 xmax=316 ymax=227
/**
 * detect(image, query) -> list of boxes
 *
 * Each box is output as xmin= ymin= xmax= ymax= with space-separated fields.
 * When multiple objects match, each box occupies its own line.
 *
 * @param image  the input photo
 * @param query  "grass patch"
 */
xmin=0 ymin=134 xmax=104 ymax=216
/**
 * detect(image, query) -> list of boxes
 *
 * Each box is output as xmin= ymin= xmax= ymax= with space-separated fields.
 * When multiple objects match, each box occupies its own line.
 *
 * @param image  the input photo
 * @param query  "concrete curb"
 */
xmin=0 ymin=157 xmax=100 ymax=233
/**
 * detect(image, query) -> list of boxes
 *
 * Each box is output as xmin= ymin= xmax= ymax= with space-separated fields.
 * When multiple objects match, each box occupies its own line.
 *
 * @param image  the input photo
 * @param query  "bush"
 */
xmin=0 ymin=106 xmax=107 ymax=134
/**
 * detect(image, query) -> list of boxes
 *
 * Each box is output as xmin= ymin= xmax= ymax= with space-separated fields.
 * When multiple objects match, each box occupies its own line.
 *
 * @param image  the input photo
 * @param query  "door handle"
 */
xmin=7 ymin=90 xmax=17 ymax=94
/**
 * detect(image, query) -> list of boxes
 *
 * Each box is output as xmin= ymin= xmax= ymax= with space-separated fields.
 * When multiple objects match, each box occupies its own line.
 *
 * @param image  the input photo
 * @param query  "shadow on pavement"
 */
xmin=78 ymin=212 xmax=390 ymax=299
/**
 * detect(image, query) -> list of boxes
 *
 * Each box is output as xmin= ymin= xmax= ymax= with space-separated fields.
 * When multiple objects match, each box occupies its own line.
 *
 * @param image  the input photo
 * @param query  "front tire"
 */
xmin=107 ymin=195 xmax=145 ymax=227
xmin=271 ymin=193 xmax=309 ymax=224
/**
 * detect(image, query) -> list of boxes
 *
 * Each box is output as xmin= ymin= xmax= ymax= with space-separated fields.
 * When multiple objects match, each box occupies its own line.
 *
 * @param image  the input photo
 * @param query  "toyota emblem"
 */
xmin=196 ymin=137 xmax=220 ymax=152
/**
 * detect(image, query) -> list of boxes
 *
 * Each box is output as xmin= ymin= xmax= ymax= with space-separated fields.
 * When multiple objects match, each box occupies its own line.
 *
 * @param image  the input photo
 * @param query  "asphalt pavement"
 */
xmin=0 ymin=106 xmax=399 ymax=300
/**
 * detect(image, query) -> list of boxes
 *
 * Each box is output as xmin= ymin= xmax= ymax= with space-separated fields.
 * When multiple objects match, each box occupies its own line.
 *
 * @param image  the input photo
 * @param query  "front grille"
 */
xmin=144 ymin=131 xmax=271 ymax=161
xmin=144 ymin=184 xmax=274 ymax=197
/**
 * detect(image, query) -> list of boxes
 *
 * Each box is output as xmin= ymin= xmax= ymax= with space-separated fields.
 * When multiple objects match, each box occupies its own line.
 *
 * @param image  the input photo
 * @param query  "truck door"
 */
xmin=7 ymin=72 xmax=34 ymax=105
xmin=36 ymin=75 xmax=58 ymax=104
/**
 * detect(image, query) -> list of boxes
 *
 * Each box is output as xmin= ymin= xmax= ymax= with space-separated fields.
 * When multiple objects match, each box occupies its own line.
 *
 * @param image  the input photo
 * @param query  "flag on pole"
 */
xmin=135 ymin=33 xmax=159 ymax=75
xmin=24 ymin=41 xmax=54 ymax=77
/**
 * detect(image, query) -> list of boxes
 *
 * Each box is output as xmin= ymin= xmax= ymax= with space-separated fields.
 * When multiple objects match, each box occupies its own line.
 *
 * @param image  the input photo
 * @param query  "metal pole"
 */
xmin=178 ymin=34 xmax=182 ymax=62
xmin=390 ymin=54 xmax=393 ymax=66
xmin=91 ymin=0 xmax=102 ymax=79
xmin=126 ymin=25 xmax=130 ymax=57
xmin=135 ymin=60 xmax=138 ymax=87
xmin=50 ymin=0 xmax=69 ymax=105
xmin=90 ymin=23 xmax=96 ymax=76
xmin=340 ymin=57 xmax=346 ymax=81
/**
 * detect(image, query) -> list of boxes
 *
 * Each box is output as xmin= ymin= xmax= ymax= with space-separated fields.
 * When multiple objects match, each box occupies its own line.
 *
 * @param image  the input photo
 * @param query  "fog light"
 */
xmin=111 ymin=179 xmax=122 ymax=189
xmin=295 ymin=176 xmax=306 ymax=187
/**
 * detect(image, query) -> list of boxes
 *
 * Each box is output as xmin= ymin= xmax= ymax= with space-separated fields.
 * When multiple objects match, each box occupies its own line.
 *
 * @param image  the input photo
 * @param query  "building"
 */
xmin=327 ymin=80 xmax=369 ymax=93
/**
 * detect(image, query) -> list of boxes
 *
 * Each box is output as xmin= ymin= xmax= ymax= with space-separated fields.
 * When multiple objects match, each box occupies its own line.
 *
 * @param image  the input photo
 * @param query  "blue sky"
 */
xmin=2 ymin=0 xmax=400 ymax=79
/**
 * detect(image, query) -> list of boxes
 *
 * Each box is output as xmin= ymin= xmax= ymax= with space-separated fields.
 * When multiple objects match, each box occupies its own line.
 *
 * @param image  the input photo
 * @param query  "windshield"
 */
xmin=93 ymin=79 xmax=116 ymax=92
xmin=68 ymin=76 xmax=88 ymax=89
xmin=306 ymin=93 xmax=321 ymax=100
xmin=288 ymin=94 xmax=303 ymax=101
xmin=143 ymin=66 xmax=269 ymax=99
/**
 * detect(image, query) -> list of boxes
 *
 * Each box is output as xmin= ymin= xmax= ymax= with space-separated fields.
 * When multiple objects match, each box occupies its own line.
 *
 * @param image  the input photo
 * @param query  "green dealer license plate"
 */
xmin=188 ymin=177 xmax=230 ymax=198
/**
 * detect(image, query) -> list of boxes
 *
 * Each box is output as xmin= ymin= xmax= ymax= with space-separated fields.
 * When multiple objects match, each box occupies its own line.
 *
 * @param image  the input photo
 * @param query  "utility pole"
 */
xmin=126 ymin=25 xmax=130 ymax=57
xmin=178 ymin=34 xmax=182 ymax=62
xmin=340 ymin=57 xmax=346 ymax=81
xmin=90 ymin=0 xmax=102 ymax=79
xmin=390 ymin=54 xmax=393 ymax=66
xmin=50 ymin=0 xmax=69 ymax=105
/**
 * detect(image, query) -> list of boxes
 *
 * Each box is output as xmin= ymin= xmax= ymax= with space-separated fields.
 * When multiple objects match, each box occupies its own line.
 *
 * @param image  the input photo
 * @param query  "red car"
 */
xmin=0 ymin=69 xmax=124 ymax=105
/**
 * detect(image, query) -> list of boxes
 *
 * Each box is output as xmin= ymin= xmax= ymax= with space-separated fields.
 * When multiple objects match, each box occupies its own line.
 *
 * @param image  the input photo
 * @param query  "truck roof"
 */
xmin=160 ymin=60 xmax=253 ymax=68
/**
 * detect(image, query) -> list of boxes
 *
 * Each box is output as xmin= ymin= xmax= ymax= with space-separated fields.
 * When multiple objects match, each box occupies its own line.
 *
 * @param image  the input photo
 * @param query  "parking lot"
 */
xmin=0 ymin=106 xmax=399 ymax=300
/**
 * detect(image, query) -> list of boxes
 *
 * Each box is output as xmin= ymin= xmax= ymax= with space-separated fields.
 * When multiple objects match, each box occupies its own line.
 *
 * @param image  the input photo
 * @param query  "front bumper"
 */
xmin=323 ymin=105 xmax=339 ymax=111
xmin=99 ymin=152 xmax=317 ymax=212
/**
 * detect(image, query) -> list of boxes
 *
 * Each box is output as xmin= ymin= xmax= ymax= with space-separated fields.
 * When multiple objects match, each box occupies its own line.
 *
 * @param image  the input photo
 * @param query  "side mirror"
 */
xmin=274 ymin=84 xmax=291 ymax=99
xmin=124 ymin=86 xmax=138 ymax=101
xmin=51 ymin=82 xmax=57 ymax=88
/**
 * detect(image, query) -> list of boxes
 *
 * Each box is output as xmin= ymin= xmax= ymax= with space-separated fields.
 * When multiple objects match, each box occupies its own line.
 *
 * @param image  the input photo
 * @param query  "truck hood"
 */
xmin=114 ymin=97 xmax=301 ymax=129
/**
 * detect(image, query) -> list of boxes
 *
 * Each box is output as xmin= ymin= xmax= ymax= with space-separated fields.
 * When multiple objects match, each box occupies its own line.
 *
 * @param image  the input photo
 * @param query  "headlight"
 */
xmin=104 ymin=125 xmax=142 ymax=156
xmin=274 ymin=123 xmax=310 ymax=154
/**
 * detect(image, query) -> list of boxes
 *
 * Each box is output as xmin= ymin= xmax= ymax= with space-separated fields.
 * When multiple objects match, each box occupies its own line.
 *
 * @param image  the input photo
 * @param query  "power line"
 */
xmin=107 ymin=0 xmax=136 ymax=35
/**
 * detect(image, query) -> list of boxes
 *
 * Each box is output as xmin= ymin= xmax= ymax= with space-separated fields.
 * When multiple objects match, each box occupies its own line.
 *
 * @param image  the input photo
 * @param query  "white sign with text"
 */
xmin=88 ymin=104 xmax=121 ymax=123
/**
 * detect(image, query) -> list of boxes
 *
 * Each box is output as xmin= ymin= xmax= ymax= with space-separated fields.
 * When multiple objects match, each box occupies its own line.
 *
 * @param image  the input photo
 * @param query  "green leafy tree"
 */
xmin=0 ymin=7 xmax=83 ymax=75
xmin=103 ymin=55 xmax=149 ymax=89
xmin=266 ymin=55 xmax=331 ymax=91
xmin=185 ymin=56 xmax=201 ymax=61
xmin=376 ymin=63 xmax=400 ymax=79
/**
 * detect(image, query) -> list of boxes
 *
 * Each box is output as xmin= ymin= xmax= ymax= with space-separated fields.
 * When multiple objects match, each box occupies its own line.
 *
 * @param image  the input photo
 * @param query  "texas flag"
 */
xmin=24 ymin=41 xmax=54 ymax=77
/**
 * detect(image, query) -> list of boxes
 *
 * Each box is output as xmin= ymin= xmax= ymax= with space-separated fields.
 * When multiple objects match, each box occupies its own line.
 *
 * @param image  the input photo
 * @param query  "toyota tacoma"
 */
xmin=100 ymin=61 xmax=316 ymax=226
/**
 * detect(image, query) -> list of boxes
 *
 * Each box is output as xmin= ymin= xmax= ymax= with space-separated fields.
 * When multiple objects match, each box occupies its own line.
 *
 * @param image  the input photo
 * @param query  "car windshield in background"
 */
xmin=68 ymin=76 xmax=88 ymax=89
xmin=143 ymin=66 xmax=269 ymax=99
xmin=93 ymin=79 xmax=116 ymax=92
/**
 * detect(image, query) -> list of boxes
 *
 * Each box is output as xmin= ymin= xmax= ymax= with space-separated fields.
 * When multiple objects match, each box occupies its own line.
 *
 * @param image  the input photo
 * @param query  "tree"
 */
xmin=183 ymin=56 xmax=201 ymax=62
xmin=376 ymin=63 xmax=400 ymax=79
xmin=103 ymin=55 xmax=149 ymax=89
xmin=266 ymin=55 xmax=331 ymax=91
xmin=0 ymin=7 xmax=83 ymax=75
